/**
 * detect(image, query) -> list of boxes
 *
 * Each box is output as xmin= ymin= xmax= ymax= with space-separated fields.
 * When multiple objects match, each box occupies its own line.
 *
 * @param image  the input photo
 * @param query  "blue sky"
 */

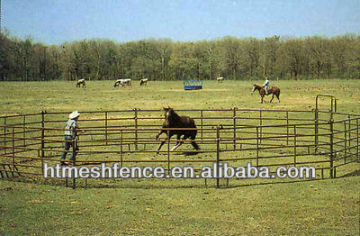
xmin=2 ymin=0 xmax=360 ymax=45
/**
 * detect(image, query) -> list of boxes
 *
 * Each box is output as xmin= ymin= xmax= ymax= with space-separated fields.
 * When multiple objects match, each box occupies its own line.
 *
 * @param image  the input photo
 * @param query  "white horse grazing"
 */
xmin=216 ymin=77 xmax=224 ymax=82
xmin=76 ymin=79 xmax=86 ymax=88
xmin=123 ymin=78 xmax=131 ymax=86
xmin=140 ymin=78 xmax=148 ymax=86
xmin=114 ymin=78 xmax=132 ymax=88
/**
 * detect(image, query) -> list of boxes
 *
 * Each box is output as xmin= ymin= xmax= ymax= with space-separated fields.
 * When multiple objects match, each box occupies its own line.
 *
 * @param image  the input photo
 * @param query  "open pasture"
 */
xmin=0 ymin=79 xmax=359 ymax=235
xmin=0 ymin=79 xmax=359 ymax=114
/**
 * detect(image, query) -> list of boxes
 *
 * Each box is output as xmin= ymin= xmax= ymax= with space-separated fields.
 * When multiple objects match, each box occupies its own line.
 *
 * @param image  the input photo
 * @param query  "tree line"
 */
xmin=0 ymin=31 xmax=359 ymax=81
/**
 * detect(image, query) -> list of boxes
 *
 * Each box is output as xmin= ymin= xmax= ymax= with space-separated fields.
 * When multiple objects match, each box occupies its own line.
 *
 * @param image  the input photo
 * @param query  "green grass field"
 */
xmin=0 ymin=79 xmax=359 ymax=235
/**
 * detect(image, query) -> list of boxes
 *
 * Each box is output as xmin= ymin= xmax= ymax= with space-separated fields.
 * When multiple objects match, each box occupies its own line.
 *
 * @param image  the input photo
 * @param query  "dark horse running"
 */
xmin=156 ymin=107 xmax=200 ymax=153
xmin=252 ymin=84 xmax=280 ymax=103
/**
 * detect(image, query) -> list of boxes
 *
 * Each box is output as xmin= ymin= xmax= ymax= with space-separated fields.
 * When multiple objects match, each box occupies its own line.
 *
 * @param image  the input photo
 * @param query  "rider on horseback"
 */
xmin=263 ymin=77 xmax=270 ymax=94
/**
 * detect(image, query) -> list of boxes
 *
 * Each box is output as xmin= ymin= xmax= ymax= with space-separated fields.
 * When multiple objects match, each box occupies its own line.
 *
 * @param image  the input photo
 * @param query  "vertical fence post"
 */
xmin=256 ymin=126 xmax=259 ymax=167
xmin=23 ymin=115 xmax=26 ymax=147
xmin=120 ymin=129 xmax=123 ymax=166
xmin=200 ymin=110 xmax=204 ymax=141
xmin=286 ymin=111 xmax=289 ymax=146
xmin=233 ymin=107 xmax=236 ymax=150
xmin=3 ymin=117 xmax=6 ymax=155
xmin=105 ymin=111 xmax=108 ymax=146
xmin=330 ymin=99 xmax=334 ymax=121
xmin=12 ymin=127 xmax=15 ymax=177
xmin=167 ymin=130 xmax=170 ymax=175
xmin=314 ymin=108 xmax=318 ymax=153
xmin=344 ymin=120 xmax=347 ymax=164
xmin=72 ymin=137 xmax=76 ymax=189
xmin=348 ymin=115 xmax=351 ymax=160
xmin=41 ymin=111 xmax=45 ymax=175
xmin=329 ymin=118 xmax=334 ymax=178
xmin=293 ymin=125 xmax=297 ymax=167
xmin=356 ymin=118 xmax=359 ymax=160
xmin=259 ymin=109 xmax=262 ymax=144
xmin=216 ymin=126 xmax=220 ymax=188
xmin=331 ymin=97 xmax=334 ymax=114
xmin=134 ymin=108 xmax=138 ymax=151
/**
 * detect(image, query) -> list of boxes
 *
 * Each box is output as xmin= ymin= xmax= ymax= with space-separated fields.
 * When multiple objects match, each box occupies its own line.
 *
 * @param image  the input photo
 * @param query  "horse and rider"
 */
xmin=252 ymin=77 xmax=280 ymax=103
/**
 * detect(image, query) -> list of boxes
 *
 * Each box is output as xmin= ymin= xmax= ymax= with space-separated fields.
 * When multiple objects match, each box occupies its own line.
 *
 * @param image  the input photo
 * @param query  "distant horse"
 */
xmin=76 ymin=79 xmax=86 ymax=88
xmin=140 ymin=78 xmax=148 ymax=86
xmin=217 ymin=77 xmax=224 ymax=82
xmin=114 ymin=79 xmax=124 ymax=88
xmin=114 ymin=78 xmax=131 ymax=88
xmin=156 ymin=107 xmax=200 ymax=153
xmin=123 ymin=78 xmax=131 ymax=86
xmin=252 ymin=84 xmax=280 ymax=103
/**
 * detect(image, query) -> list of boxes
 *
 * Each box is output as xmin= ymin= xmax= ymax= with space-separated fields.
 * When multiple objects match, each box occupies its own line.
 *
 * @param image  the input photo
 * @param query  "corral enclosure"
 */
xmin=1 ymin=95 xmax=359 ymax=188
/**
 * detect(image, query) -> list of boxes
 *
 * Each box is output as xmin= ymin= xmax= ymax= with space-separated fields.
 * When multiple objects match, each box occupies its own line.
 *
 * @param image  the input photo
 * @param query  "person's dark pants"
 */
xmin=60 ymin=135 xmax=77 ymax=161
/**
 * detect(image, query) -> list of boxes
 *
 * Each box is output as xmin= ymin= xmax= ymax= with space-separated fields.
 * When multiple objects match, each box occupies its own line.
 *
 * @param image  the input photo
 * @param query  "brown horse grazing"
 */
xmin=252 ymin=84 xmax=280 ymax=103
xmin=156 ymin=107 xmax=199 ymax=153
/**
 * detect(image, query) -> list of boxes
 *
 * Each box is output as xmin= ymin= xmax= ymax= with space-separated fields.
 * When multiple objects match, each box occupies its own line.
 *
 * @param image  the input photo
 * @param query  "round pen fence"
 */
xmin=0 ymin=96 xmax=359 ymax=188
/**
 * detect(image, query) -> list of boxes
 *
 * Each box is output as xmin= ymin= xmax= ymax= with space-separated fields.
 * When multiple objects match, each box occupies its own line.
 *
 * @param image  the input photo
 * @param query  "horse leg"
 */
xmin=190 ymin=136 xmax=200 ymax=150
xmin=175 ymin=134 xmax=181 ymax=145
xmin=270 ymin=94 xmax=274 ymax=103
xmin=156 ymin=139 xmax=166 ymax=154
xmin=261 ymin=95 xmax=264 ymax=103
xmin=277 ymin=93 xmax=280 ymax=103
xmin=157 ymin=132 xmax=174 ymax=154
xmin=171 ymin=135 xmax=182 ymax=151
xmin=171 ymin=135 xmax=188 ymax=151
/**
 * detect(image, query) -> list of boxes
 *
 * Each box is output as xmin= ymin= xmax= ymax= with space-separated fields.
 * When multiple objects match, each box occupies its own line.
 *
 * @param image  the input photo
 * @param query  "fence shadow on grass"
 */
xmin=339 ymin=169 xmax=360 ymax=178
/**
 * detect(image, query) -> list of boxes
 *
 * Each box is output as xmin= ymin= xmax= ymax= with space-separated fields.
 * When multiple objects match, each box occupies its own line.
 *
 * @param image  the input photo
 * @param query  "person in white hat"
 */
xmin=60 ymin=111 xmax=81 ymax=165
